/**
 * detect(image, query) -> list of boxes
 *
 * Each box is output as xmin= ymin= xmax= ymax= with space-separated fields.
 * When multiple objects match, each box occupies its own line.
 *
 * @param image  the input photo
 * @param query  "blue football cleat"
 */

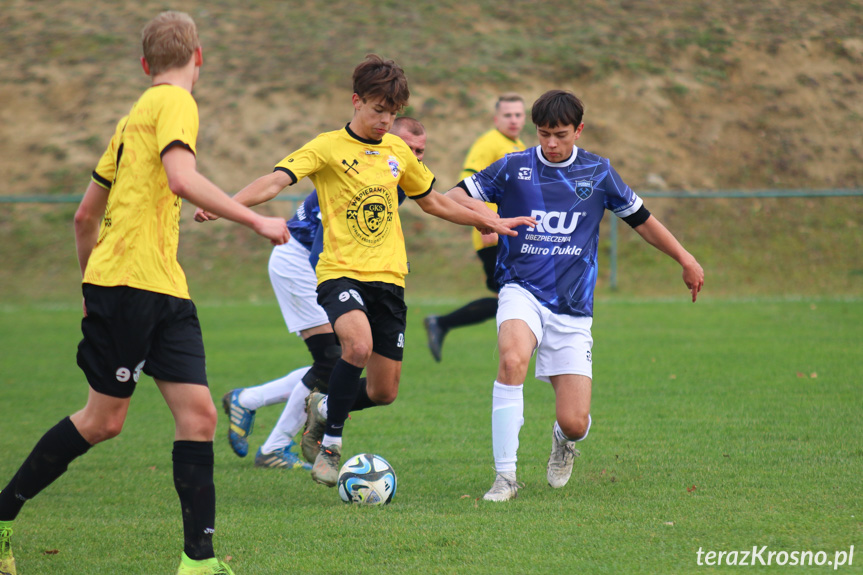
xmin=254 ymin=442 xmax=312 ymax=470
xmin=222 ymin=389 xmax=255 ymax=458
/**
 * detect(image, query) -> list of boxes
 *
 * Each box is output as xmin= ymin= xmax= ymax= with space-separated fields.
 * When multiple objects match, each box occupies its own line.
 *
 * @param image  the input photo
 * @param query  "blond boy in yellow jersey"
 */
xmin=204 ymin=55 xmax=536 ymax=487
xmin=0 ymin=11 xmax=287 ymax=575
xmin=424 ymin=94 xmax=527 ymax=362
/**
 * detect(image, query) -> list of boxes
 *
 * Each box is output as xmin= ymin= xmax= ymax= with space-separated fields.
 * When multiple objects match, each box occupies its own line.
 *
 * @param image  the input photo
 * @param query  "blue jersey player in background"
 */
xmin=445 ymin=89 xmax=705 ymax=502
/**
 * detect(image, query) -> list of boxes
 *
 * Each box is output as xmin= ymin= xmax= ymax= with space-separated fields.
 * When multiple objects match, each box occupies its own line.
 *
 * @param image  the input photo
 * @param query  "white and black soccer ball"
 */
xmin=337 ymin=453 xmax=396 ymax=505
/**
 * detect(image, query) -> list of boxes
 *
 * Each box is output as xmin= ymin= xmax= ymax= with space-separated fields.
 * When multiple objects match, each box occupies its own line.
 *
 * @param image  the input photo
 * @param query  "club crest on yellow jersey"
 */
xmin=346 ymin=184 xmax=395 ymax=247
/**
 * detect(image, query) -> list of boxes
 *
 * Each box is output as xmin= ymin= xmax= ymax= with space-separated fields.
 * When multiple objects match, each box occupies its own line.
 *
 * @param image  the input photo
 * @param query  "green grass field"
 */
xmin=1 ymin=298 xmax=861 ymax=574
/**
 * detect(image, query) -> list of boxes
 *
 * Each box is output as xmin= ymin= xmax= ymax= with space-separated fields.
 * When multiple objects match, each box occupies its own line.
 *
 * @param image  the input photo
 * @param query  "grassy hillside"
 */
xmin=1 ymin=0 xmax=862 ymax=304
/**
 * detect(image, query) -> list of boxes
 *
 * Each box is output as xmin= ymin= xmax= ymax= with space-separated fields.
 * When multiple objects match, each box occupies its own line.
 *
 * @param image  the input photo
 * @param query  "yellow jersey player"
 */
xmin=424 ymin=93 xmax=527 ymax=362
xmin=0 ymin=11 xmax=287 ymax=575
xmin=214 ymin=55 xmax=536 ymax=487
xmin=201 ymin=118 xmax=429 ymax=472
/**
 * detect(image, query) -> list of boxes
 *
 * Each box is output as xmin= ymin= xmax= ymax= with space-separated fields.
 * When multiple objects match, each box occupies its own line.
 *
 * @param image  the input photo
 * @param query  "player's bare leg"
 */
xmin=547 ymin=374 xmax=591 ymax=488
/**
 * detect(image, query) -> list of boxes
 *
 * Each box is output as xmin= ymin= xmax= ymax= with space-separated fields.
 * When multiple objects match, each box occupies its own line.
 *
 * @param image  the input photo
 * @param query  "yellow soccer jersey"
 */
xmin=85 ymin=84 xmax=198 ymax=299
xmin=459 ymin=129 xmax=525 ymax=251
xmin=276 ymin=125 xmax=435 ymax=287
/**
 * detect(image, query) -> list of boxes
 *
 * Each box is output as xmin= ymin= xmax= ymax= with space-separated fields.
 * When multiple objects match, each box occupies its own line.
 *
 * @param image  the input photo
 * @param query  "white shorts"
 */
xmin=268 ymin=239 xmax=329 ymax=335
xmin=496 ymin=284 xmax=593 ymax=382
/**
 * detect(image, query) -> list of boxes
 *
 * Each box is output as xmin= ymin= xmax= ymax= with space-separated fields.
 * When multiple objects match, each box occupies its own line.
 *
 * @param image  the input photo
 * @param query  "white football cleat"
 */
xmin=483 ymin=472 xmax=519 ymax=502
xmin=547 ymin=426 xmax=580 ymax=488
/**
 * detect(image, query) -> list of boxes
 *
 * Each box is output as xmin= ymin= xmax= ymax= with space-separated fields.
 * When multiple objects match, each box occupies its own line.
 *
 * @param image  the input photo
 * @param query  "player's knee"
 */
xmin=341 ymin=340 xmax=373 ymax=365
xmin=91 ymin=417 xmax=125 ymax=443
xmin=179 ymin=401 xmax=218 ymax=440
xmin=197 ymin=402 xmax=219 ymax=436
xmin=497 ymin=353 xmax=530 ymax=383
xmin=560 ymin=414 xmax=590 ymax=441
xmin=368 ymin=387 xmax=398 ymax=406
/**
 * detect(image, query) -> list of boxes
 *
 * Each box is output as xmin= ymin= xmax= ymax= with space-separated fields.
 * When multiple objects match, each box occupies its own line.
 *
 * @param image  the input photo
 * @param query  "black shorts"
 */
xmin=316 ymin=278 xmax=406 ymax=361
xmin=477 ymin=246 xmax=500 ymax=293
xmin=76 ymin=284 xmax=207 ymax=398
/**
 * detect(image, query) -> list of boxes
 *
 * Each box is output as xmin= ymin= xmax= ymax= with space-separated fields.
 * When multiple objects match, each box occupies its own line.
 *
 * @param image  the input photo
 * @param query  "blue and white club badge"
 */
xmin=388 ymin=156 xmax=400 ymax=178
xmin=575 ymin=180 xmax=593 ymax=200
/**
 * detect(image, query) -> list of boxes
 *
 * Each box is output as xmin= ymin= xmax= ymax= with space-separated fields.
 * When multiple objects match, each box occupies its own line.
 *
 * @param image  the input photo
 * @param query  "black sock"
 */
xmin=0 ymin=417 xmax=91 ymax=521
xmin=324 ymin=359 xmax=363 ymax=437
xmin=301 ymin=333 xmax=341 ymax=393
xmin=438 ymin=297 xmax=498 ymax=331
xmin=350 ymin=377 xmax=376 ymax=412
xmin=173 ymin=441 xmax=215 ymax=561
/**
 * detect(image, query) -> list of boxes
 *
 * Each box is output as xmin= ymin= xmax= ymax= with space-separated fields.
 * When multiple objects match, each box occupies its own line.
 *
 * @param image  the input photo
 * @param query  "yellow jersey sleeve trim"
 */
xmin=91 ymin=171 xmax=112 ymax=190
xmin=160 ymin=140 xmax=194 ymax=157
xmin=274 ymin=166 xmax=298 ymax=185
xmin=407 ymin=179 xmax=436 ymax=201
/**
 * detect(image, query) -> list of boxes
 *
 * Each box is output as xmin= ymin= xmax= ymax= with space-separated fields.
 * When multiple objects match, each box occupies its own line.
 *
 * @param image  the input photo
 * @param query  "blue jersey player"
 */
xmin=445 ymin=89 xmax=704 ymax=502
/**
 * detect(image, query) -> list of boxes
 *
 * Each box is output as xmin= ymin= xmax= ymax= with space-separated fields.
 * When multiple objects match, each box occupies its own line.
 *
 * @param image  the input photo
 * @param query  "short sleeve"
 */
xmin=275 ymin=135 xmax=329 ymax=183
xmin=156 ymin=89 xmax=199 ymax=157
xmin=602 ymin=160 xmax=643 ymax=218
xmin=459 ymin=139 xmax=494 ymax=181
xmin=398 ymin=152 xmax=435 ymax=199
xmin=91 ymin=116 xmax=127 ymax=189
xmin=462 ymin=156 xmax=508 ymax=205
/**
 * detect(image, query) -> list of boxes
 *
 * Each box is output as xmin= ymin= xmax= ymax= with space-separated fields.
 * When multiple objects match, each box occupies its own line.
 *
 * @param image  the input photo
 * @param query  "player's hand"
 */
xmin=490 ymin=216 xmax=537 ymax=237
xmin=254 ymin=215 xmax=290 ymax=245
xmin=480 ymin=232 xmax=499 ymax=246
xmin=194 ymin=207 xmax=220 ymax=222
xmin=682 ymin=260 xmax=704 ymax=302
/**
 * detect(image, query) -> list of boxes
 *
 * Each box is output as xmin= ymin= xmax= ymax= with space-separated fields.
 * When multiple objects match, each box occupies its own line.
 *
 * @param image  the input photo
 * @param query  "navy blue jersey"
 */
xmin=463 ymin=146 xmax=643 ymax=317
xmin=287 ymin=191 xmax=321 ymax=252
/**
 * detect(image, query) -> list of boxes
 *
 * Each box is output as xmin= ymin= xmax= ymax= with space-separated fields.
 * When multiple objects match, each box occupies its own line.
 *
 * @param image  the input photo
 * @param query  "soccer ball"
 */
xmin=337 ymin=453 xmax=396 ymax=505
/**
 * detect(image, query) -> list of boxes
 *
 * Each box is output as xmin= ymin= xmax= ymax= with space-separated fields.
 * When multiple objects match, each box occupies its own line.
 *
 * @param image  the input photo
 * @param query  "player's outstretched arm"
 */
xmin=416 ymin=189 xmax=535 ymax=237
xmin=195 ymin=170 xmax=295 ymax=222
xmin=633 ymin=215 xmax=704 ymax=301
xmin=162 ymin=147 xmax=289 ymax=245
xmin=443 ymin=189 xmax=501 ymax=235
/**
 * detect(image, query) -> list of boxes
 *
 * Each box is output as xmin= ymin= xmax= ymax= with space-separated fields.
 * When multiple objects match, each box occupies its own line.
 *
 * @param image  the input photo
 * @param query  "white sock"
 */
xmin=554 ymin=414 xmax=591 ymax=443
xmin=321 ymin=433 xmax=342 ymax=449
xmin=238 ymin=366 xmax=310 ymax=410
xmin=318 ymin=395 xmax=328 ymax=419
xmin=260 ymin=383 xmax=311 ymax=454
xmin=491 ymin=381 xmax=524 ymax=474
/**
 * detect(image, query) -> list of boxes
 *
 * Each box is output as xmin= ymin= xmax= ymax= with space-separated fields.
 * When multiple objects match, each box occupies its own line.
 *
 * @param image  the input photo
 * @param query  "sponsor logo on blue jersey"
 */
xmin=529 ymin=210 xmax=584 ymax=234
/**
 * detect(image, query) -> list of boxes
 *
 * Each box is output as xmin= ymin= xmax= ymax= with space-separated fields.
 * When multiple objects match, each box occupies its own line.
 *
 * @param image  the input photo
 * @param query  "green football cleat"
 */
xmin=0 ymin=521 xmax=16 ymax=575
xmin=311 ymin=443 xmax=341 ymax=487
xmin=222 ymin=389 xmax=255 ymax=458
xmin=176 ymin=552 xmax=235 ymax=575
xmin=301 ymin=391 xmax=327 ymax=463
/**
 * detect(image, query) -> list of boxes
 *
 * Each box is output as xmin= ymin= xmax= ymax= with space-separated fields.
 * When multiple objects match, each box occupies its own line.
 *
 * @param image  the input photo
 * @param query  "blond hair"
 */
xmin=495 ymin=92 xmax=524 ymax=110
xmin=141 ymin=11 xmax=199 ymax=76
